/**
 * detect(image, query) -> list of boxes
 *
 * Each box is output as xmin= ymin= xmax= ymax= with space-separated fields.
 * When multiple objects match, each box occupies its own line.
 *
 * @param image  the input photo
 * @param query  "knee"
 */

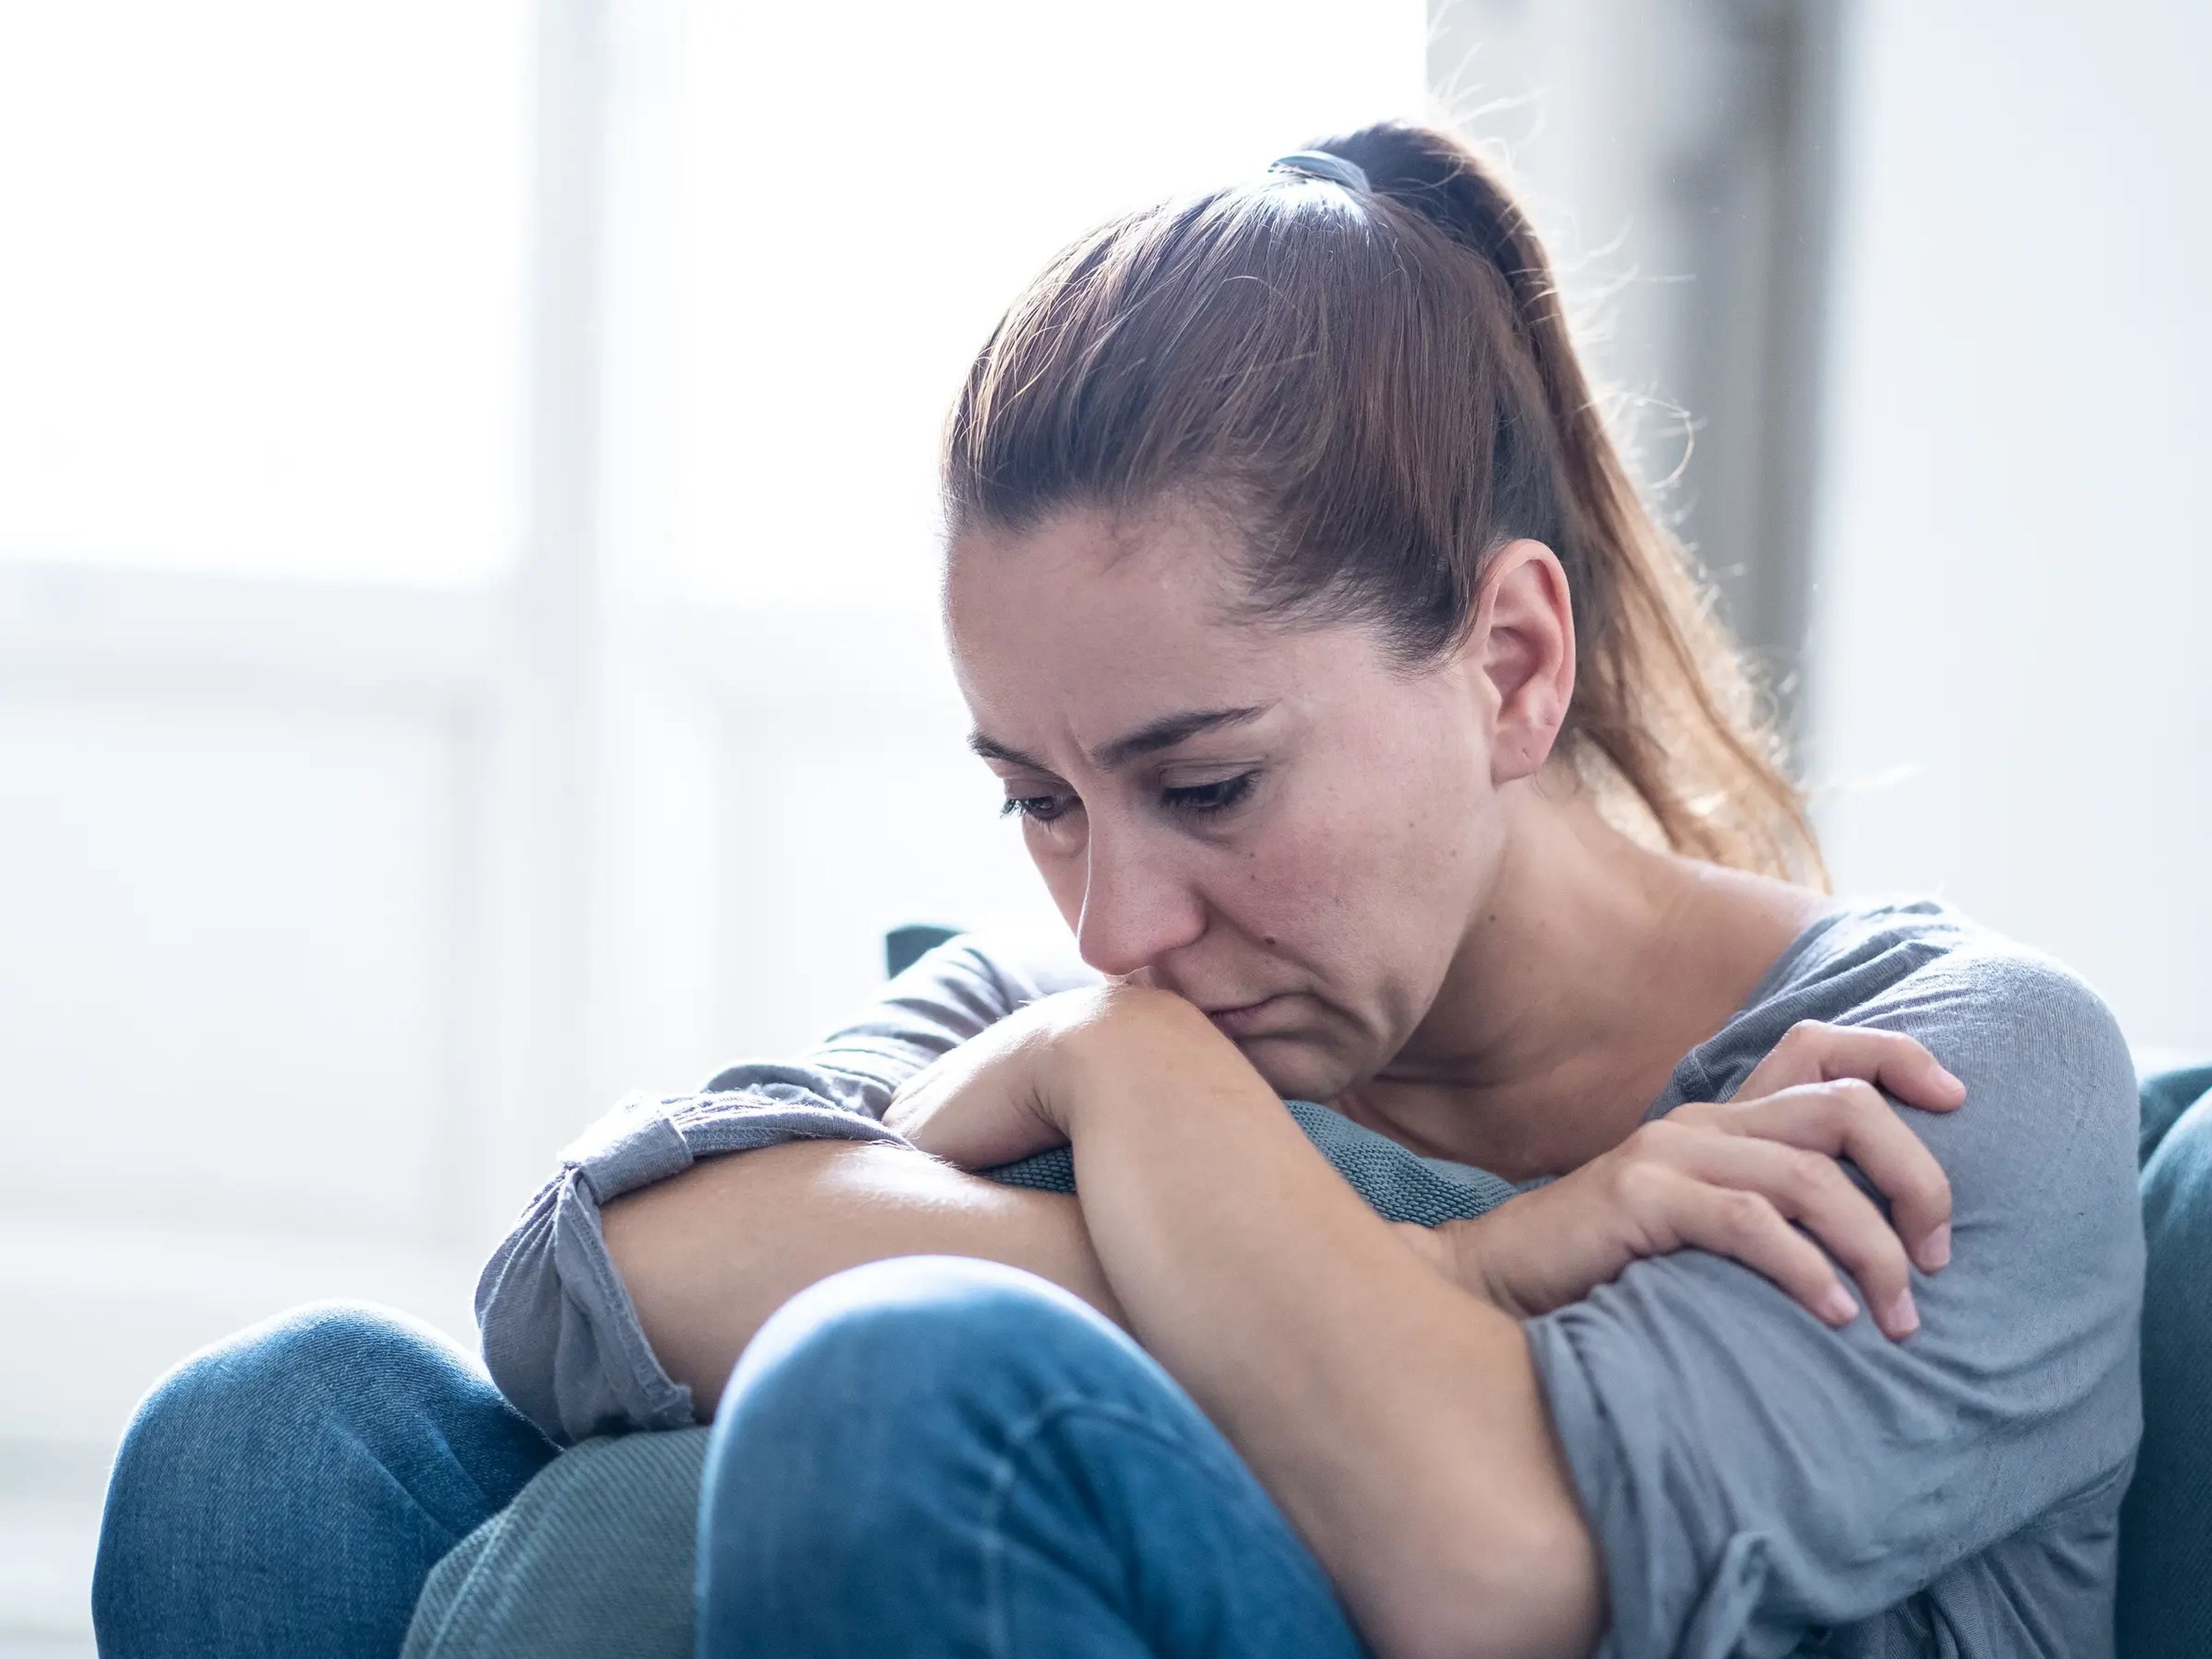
xmin=134 ymin=1301 xmax=458 ymax=1435
xmin=700 ymin=1257 xmax=1150 ymax=1609
xmin=108 ymin=1301 xmax=474 ymax=1515
xmin=706 ymin=1257 xmax=1148 ymax=1514
xmin=96 ymin=1302 xmax=545 ymax=1653
xmin=722 ymin=1255 xmax=1137 ymax=1432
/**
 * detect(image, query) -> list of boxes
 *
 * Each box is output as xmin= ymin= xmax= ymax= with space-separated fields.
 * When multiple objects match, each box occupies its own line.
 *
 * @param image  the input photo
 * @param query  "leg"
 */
xmin=697 ymin=1256 xmax=1370 ymax=1659
xmin=93 ymin=1300 xmax=556 ymax=1659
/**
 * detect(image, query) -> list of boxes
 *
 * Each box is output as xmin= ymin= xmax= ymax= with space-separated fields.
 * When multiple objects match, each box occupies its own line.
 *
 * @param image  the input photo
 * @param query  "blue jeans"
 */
xmin=699 ymin=1255 xmax=1370 ymax=1657
xmin=93 ymin=1301 xmax=556 ymax=1658
xmin=93 ymin=1263 xmax=1368 ymax=1658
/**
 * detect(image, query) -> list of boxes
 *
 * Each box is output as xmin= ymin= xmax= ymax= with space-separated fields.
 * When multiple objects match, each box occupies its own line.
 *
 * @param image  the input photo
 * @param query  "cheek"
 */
xmin=1210 ymin=828 xmax=1347 ymax=946
xmin=1027 ymin=831 xmax=1087 ymax=930
xmin=1202 ymin=804 xmax=1408 ymax=976
xmin=1223 ymin=749 xmax=1494 ymax=991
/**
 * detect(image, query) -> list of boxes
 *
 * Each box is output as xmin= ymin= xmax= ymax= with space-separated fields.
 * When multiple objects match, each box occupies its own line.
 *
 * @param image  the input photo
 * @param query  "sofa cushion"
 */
xmin=2117 ymin=1066 xmax=2212 ymax=1659
xmin=400 ymin=1426 xmax=709 ymax=1659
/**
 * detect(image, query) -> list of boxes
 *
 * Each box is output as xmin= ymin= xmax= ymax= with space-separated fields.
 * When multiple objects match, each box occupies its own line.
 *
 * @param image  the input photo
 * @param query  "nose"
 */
xmin=1073 ymin=817 xmax=1207 ymax=980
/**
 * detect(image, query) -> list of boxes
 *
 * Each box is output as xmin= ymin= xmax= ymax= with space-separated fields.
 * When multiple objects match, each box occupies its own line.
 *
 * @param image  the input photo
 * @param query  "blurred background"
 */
xmin=1 ymin=1 xmax=2204 ymax=1647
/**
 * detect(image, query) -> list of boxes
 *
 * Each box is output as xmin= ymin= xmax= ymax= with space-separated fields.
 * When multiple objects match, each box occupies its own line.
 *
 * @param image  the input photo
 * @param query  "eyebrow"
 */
xmin=967 ymin=703 xmax=1272 ymax=774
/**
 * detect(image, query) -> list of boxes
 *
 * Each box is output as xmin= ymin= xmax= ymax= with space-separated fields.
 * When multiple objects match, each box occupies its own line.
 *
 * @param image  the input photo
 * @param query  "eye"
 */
xmin=1162 ymin=772 xmax=1258 ymax=816
xmin=999 ymin=791 xmax=1079 ymax=824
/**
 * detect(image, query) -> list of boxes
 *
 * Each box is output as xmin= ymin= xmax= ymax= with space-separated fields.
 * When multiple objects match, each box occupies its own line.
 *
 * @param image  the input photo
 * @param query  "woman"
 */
xmin=95 ymin=124 xmax=2142 ymax=1658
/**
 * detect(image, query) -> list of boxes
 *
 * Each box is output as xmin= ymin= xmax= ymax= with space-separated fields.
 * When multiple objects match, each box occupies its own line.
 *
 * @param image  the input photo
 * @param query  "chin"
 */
xmin=1236 ymin=1034 xmax=1359 ymax=1107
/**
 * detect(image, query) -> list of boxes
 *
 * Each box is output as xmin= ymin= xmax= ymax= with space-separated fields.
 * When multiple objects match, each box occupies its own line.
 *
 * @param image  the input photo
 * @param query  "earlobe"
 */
xmin=1471 ymin=540 xmax=1577 ymax=785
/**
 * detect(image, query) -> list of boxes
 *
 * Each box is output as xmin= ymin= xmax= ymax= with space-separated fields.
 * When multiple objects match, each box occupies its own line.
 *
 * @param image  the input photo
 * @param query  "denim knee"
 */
xmin=705 ymin=1257 xmax=1154 ymax=1528
xmin=700 ymin=1257 xmax=1162 ymax=1625
xmin=723 ymin=1255 xmax=1142 ymax=1432
xmin=95 ymin=1300 xmax=552 ymax=1656
xmin=696 ymin=1256 xmax=1342 ymax=1659
xmin=109 ymin=1301 xmax=475 ymax=1476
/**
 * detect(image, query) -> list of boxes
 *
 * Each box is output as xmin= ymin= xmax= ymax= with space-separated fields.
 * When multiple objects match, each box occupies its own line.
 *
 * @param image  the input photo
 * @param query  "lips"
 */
xmin=1203 ymin=996 xmax=1287 ymax=1039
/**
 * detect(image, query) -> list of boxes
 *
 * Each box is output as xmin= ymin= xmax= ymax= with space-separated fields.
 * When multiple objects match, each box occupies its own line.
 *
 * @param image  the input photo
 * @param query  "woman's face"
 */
xmin=945 ymin=503 xmax=1515 ymax=1103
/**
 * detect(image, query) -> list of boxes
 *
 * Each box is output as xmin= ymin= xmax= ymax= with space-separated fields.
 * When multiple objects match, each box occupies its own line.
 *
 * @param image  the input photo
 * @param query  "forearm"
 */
xmin=1061 ymin=1000 xmax=1603 ymax=1659
xmin=602 ymin=1138 xmax=1126 ymax=1410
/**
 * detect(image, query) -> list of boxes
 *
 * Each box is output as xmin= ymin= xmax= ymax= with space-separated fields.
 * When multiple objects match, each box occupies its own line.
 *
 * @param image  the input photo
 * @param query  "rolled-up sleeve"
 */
xmin=476 ymin=1084 xmax=916 ymax=1443
xmin=475 ymin=934 xmax=1084 ymax=1443
xmin=1524 ymin=950 xmax=2145 ymax=1657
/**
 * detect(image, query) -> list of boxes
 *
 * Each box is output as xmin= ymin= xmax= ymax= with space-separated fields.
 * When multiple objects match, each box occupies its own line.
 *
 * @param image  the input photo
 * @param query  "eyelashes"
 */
xmin=999 ymin=793 xmax=1070 ymax=824
xmin=999 ymin=771 xmax=1259 ymax=825
xmin=1162 ymin=772 xmax=1257 ymax=815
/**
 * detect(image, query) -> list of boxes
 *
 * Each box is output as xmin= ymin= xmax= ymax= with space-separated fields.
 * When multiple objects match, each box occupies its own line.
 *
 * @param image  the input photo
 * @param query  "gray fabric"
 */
xmin=400 ymin=1427 xmax=709 ymax=1659
xmin=469 ymin=899 xmax=2143 ymax=1658
xmin=1526 ymin=900 xmax=2143 ymax=1658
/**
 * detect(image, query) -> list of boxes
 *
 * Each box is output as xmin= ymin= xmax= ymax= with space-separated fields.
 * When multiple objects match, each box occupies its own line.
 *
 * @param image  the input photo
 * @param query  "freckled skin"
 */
xmin=945 ymin=502 xmax=1516 ymax=1107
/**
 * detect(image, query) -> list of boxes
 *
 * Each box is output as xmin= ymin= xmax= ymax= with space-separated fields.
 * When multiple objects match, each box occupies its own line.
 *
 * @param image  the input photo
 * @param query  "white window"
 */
xmin=0 ymin=4 xmax=1423 ymax=1649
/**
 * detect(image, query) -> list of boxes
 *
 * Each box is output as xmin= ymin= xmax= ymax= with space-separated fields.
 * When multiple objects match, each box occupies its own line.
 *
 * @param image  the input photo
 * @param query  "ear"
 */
xmin=1464 ymin=539 xmax=1576 ymax=785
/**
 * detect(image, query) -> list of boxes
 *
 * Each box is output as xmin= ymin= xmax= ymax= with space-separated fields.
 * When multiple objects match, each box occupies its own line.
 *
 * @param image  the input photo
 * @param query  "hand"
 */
xmin=1423 ymin=1023 xmax=1965 ymax=1340
xmin=885 ymin=983 xmax=1221 ymax=1169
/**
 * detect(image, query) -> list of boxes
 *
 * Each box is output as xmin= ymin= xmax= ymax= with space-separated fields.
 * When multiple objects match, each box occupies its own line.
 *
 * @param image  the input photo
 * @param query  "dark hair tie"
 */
xmin=1269 ymin=150 xmax=1369 ymax=193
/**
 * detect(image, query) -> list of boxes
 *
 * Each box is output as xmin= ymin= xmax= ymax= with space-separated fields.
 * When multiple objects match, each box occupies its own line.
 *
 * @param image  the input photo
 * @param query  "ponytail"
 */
xmin=946 ymin=120 xmax=1824 ymax=884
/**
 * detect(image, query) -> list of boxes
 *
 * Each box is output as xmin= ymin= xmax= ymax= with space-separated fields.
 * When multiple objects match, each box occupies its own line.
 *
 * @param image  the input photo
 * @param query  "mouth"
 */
xmin=1202 ymin=995 xmax=1291 ymax=1039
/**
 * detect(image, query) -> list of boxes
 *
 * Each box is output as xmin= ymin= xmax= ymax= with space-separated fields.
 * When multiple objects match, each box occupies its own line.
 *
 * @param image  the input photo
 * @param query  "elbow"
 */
xmin=472 ymin=1177 xmax=574 ymax=1442
xmin=1361 ymin=1509 xmax=1602 ymax=1659
xmin=478 ymin=1164 xmax=701 ymax=1443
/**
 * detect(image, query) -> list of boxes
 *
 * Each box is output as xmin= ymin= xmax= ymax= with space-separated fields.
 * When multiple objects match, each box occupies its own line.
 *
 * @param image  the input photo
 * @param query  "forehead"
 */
xmin=948 ymin=500 xmax=1241 ymax=627
xmin=944 ymin=505 xmax=1302 ymax=731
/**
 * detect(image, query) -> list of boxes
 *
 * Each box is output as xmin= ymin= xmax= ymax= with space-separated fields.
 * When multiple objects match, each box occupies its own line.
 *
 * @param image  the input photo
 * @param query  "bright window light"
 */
xmin=672 ymin=0 xmax=1427 ymax=611
xmin=0 ymin=2 xmax=527 ymax=585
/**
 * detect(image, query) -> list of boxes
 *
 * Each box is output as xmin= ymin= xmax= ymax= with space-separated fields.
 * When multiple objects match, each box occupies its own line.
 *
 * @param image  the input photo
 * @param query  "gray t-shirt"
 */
xmin=475 ymin=897 xmax=2143 ymax=1658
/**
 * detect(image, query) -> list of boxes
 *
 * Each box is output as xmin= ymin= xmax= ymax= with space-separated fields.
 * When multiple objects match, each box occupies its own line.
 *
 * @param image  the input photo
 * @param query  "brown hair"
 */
xmin=943 ymin=120 xmax=1824 ymax=884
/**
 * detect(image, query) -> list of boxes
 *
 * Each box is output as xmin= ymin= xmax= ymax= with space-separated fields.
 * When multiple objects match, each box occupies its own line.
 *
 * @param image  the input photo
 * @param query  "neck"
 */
xmin=1335 ymin=777 xmax=1827 ymax=1180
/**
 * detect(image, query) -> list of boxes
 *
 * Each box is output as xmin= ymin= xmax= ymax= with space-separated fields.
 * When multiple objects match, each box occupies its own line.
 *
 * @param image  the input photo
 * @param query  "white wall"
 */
xmin=1427 ymin=1 xmax=1836 ymax=672
xmin=1804 ymin=1 xmax=2211 ymax=1049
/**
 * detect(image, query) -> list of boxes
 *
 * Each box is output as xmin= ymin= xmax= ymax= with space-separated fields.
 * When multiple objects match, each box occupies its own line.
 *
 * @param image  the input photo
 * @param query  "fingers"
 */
xmin=1624 ymin=1162 xmax=1865 ymax=1332
xmin=1736 ymin=1021 xmax=1967 ymax=1115
xmin=1662 ymin=1130 xmax=1922 ymax=1338
xmin=1718 ymin=1080 xmax=1955 ymax=1274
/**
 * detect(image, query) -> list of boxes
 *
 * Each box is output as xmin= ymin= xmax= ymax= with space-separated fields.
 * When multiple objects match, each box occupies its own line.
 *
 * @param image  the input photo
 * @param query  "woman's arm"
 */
xmin=490 ymin=927 xmax=1957 ymax=1453
xmin=1021 ymin=960 xmax=2137 ymax=1659
xmin=892 ymin=992 xmax=1961 ymax=1343
xmin=1035 ymin=988 xmax=1604 ymax=1659
xmin=476 ymin=932 xmax=1098 ymax=1441
xmin=608 ymin=993 xmax=1955 ymax=1446
xmin=603 ymin=1138 xmax=1125 ymax=1407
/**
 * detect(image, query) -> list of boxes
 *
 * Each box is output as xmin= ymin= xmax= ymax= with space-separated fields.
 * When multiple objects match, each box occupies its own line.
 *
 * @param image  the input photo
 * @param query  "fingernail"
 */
xmin=1940 ymin=1067 xmax=1966 ymax=1095
xmin=1922 ymin=1224 xmax=1951 ymax=1270
xmin=1887 ymin=1287 xmax=1920 ymax=1338
xmin=1821 ymin=1285 xmax=1859 ymax=1325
